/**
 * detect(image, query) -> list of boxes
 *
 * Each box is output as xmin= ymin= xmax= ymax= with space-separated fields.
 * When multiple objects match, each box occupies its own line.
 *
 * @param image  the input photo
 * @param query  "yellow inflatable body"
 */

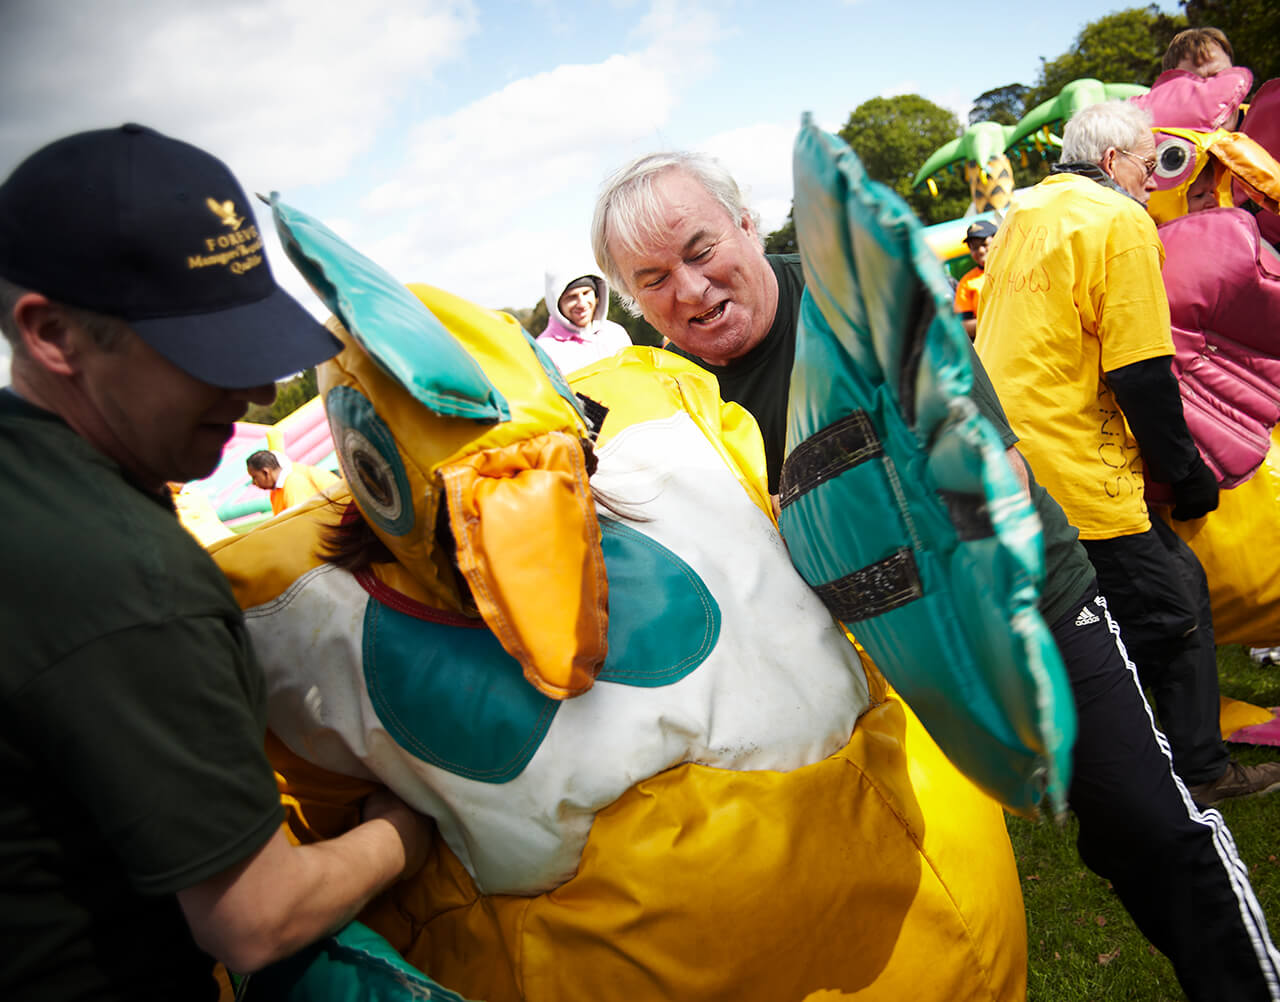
xmin=371 ymin=691 xmax=1021 ymax=1002
xmin=1163 ymin=438 xmax=1280 ymax=739
xmin=1165 ymin=426 xmax=1280 ymax=647
xmin=170 ymin=482 xmax=233 ymax=547
xmin=212 ymin=215 xmax=1026 ymax=1001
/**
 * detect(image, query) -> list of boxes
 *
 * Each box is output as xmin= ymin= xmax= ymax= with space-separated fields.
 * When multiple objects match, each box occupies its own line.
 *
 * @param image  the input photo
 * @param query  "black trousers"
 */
xmin=1052 ymin=583 xmax=1280 ymax=1001
xmin=1081 ymin=517 xmax=1229 ymax=784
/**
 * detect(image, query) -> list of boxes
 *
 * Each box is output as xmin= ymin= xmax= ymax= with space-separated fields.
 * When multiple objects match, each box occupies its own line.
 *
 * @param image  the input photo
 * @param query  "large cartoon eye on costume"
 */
xmin=327 ymin=385 xmax=415 ymax=536
xmin=1153 ymin=134 xmax=1198 ymax=191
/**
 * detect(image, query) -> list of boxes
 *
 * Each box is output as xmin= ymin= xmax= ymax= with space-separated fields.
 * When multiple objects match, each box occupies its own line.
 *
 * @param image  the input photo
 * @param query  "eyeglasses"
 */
xmin=1117 ymin=149 xmax=1157 ymax=182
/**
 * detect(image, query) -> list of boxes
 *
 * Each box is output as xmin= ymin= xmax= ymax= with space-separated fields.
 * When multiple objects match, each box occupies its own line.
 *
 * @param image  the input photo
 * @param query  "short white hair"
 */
xmin=1060 ymin=101 xmax=1154 ymax=166
xmin=590 ymin=152 xmax=760 ymax=311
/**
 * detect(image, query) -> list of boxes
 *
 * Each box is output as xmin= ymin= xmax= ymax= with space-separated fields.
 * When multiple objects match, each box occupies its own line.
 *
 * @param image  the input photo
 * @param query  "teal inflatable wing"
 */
xmin=271 ymin=194 xmax=509 ymax=424
xmin=778 ymin=115 xmax=1076 ymax=814
xmin=239 ymin=921 xmax=481 ymax=1001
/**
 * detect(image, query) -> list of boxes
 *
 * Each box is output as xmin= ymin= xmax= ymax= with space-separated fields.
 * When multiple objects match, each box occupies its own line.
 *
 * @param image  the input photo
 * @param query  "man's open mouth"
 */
xmin=691 ymin=302 xmax=726 ymax=324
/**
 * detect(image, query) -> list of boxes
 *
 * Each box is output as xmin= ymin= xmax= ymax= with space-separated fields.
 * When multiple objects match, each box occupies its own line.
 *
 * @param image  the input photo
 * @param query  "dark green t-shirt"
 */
xmin=669 ymin=254 xmax=1095 ymax=624
xmin=667 ymin=255 xmax=803 ymax=495
xmin=966 ymin=354 xmax=1096 ymax=624
xmin=0 ymin=391 xmax=284 ymax=1001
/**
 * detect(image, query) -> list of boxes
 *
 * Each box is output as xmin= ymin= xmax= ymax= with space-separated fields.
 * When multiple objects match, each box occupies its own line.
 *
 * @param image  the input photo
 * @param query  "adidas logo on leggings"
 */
xmin=1075 ymin=605 xmax=1101 ymax=627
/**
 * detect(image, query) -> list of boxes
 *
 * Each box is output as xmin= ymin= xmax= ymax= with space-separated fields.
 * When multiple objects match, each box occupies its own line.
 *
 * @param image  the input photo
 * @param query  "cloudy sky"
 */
xmin=0 ymin=0 xmax=1174 ymax=384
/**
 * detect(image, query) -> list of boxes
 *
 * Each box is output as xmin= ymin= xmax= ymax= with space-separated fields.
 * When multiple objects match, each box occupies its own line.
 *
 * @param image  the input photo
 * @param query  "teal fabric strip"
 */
xmin=240 ymin=920 xmax=478 ymax=1001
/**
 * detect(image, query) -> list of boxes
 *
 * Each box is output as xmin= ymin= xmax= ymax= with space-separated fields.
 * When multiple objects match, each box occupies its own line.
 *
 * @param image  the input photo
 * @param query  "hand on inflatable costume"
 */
xmin=360 ymin=789 xmax=434 ymax=882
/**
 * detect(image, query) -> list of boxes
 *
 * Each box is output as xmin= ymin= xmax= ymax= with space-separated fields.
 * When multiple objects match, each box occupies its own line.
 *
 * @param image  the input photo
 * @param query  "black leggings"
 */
xmin=1051 ymin=582 xmax=1279 ymax=1001
xmin=1081 ymin=517 xmax=1229 ymax=784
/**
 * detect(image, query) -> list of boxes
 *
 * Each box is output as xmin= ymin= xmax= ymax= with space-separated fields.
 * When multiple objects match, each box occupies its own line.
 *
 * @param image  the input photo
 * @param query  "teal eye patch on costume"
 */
xmin=327 ymin=385 xmax=415 ymax=536
xmin=360 ymin=516 xmax=721 ymax=781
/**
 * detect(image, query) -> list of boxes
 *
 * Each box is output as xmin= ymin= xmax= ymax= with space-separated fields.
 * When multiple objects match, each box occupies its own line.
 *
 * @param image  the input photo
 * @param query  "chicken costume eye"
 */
xmin=1153 ymin=135 xmax=1197 ymax=189
xmin=327 ymin=385 xmax=414 ymax=536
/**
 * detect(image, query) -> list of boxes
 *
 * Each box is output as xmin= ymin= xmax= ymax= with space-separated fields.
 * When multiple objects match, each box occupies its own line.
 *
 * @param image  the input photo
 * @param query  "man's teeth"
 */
xmin=693 ymin=303 xmax=725 ymax=323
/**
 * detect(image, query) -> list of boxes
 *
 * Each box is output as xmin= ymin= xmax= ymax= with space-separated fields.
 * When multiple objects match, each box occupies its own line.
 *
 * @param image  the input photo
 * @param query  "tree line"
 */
xmin=266 ymin=3 xmax=1274 ymax=419
xmin=516 ymin=4 xmax=1276 ymax=346
xmin=768 ymin=0 xmax=1275 ymax=245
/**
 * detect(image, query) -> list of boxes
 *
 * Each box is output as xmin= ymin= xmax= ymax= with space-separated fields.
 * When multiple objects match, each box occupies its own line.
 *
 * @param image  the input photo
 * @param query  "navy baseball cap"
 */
xmin=964 ymin=219 xmax=998 ymax=243
xmin=0 ymin=123 xmax=340 ymax=387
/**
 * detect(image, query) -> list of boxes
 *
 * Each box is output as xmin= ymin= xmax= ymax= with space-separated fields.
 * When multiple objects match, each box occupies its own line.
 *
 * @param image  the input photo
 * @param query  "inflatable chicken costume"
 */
xmin=1126 ymin=69 xmax=1280 ymax=654
xmin=211 ymin=177 xmax=1043 ymax=998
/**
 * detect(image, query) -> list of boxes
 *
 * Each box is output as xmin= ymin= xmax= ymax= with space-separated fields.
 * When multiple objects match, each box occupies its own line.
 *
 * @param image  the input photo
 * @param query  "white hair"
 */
xmin=590 ymin=152 xmax=760 ymax=312
xmin=1060 ymin=101 xmax=1154 ymax=166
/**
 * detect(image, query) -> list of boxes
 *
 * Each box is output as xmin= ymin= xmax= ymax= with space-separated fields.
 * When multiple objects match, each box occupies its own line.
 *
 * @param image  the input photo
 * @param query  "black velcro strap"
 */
xmin=574 ymin=393 xmax=609 ymax=442
xmin=813 ymin=548 xmax=923 ymax=623
xmin=939 ymin=490 xmax=994 ymax=540
xmin=778 ymin=410 xmax=882 ymax=510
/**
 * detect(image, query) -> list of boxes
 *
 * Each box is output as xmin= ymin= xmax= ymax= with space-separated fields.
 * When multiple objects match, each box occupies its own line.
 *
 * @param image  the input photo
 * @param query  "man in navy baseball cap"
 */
xmin=954 ymin=218 xmax=999 ymax=339
xmin=0 ymin=125 xmax=431 ymax=1001
xmin=0 ymin=123 xmax=341 ymax=389
xmin=963 ymin=219 xmax=998 ymax=244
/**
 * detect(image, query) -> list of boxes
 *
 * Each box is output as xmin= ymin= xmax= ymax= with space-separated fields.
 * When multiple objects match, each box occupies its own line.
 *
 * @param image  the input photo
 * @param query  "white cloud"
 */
xmin=931 ymin=88 xmax=978 ymax=127
xmin=700 ymin=121 xmax=799 ymax=234
xmin=629 ymin=0 xmax=724 ymax=56
xmin=338 ymin=51 xmax=680 ymax=308
xmin=332 ymin=0 xmax=728 ymax=308
xmin=0 ymin=0 xmax=477 ymax=190
xmin=0 ymin=0 xmax=487 ymax=309
xmin=362 ymin=54 xmax=674 ymax=227
xmin=0 ymin=0 xmax=731 ymax=312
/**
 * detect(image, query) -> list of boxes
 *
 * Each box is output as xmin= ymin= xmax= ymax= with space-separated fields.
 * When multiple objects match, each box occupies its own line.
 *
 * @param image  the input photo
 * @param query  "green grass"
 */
xmin=1008 ymin=645 xmax=1280 ymax=1001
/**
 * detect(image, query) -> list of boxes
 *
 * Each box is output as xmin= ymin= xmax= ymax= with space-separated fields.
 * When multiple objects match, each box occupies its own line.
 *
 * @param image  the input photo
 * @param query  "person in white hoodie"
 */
xmin=535 ymin=263 xmax=631 ymax=374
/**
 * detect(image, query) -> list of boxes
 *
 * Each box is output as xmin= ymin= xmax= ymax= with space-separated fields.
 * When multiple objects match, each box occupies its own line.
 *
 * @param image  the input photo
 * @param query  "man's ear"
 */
xmin=740 ymin=209 xmax=761 ymax=245
xmin=12 ymin=293 xmax=79 ymax=377
xmin=1100 ymin=147 xmax=1120 ymax=183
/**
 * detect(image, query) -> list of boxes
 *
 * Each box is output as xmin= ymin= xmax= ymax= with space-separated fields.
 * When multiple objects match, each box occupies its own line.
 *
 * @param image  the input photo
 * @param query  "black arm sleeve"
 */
xmin=1107 ymin=356 xmax=1219 ymax=520
xmin=1105 ymin=356 xmax=1200 ymax=484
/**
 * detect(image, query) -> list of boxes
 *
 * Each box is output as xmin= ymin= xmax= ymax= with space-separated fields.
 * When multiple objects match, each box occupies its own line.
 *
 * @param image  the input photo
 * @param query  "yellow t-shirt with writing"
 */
xmin=975 ymin=173 xmax=1173 ymax=540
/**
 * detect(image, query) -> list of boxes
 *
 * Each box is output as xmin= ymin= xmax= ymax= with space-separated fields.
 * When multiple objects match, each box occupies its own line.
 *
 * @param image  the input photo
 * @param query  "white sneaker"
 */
xmin=1248 ymin=646 xmax=1280 ymax=666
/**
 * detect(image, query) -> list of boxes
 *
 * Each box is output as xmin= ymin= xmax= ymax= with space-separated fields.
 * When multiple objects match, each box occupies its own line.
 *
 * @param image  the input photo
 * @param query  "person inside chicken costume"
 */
xmin=212 ymin=124 xmax=1077 ymax=1000
xmin=1129 ymin=67 xmax=1280 ymax=694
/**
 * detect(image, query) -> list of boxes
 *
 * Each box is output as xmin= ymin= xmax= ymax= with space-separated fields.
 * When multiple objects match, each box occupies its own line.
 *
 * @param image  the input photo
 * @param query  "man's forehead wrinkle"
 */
xmin=624 ymin=228 xmax=716 ymax=286
xmin=681 ymin=229 xmax=715 ymax=255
